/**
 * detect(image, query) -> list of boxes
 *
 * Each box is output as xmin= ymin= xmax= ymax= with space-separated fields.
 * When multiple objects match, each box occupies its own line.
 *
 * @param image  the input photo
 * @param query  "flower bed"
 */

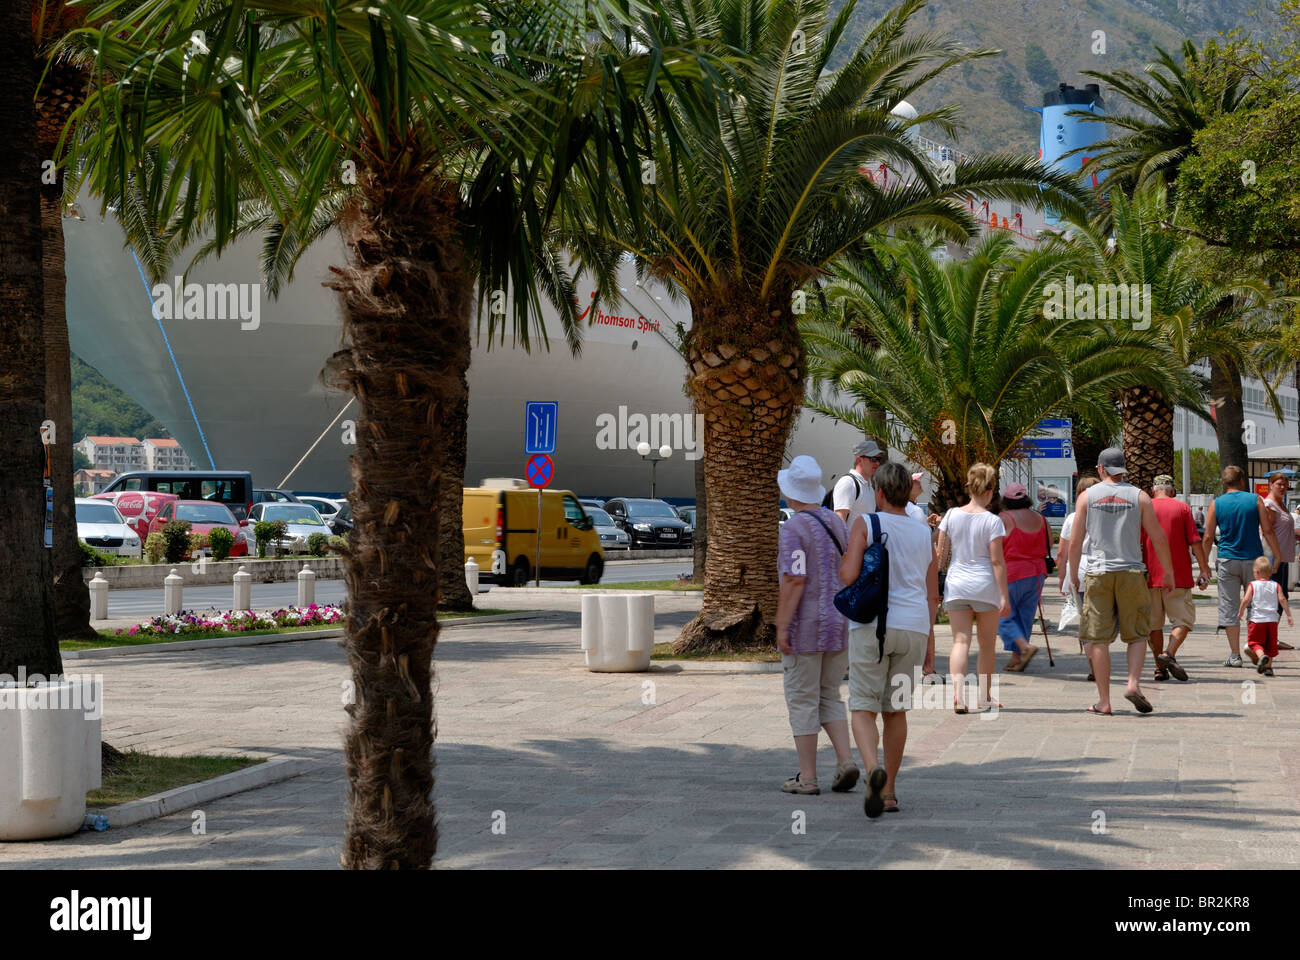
xmin=115 ymin=604 xmax=346 ymax=638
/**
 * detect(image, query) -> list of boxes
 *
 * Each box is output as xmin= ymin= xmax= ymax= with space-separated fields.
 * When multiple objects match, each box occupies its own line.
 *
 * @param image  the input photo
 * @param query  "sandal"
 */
xmin=1258 ymin=655 xmax=1272 ymax=675
xmin=863 ymin=766 xmax=887 ymax=819
xmin=978 ymin=700 xmax=1001 ymax=712
xmin=1264 ymin=667 xmax=1275 ymax=676
xmin=1156 ymin=653 xmax=1187 ymax=682
xmin=1005 ymin=659 xmax=1024 ymax=673
xmin=882 ymin=793 xmax=900 ymax=813
xmin=782 ymin=773 xmax=821 ymax=795
xmin=1087 ymin=704 xmax=1112 ymax=715
xmin=953 ymin=700 xmax=969 ymax=715
xmin=1020 ymin=645 xmax=1038 ymax=669
xmin=1124 ymin=690 xmax=1154 ymax=714
xmin=1153 ymin=667 xmax=1169 ymax=682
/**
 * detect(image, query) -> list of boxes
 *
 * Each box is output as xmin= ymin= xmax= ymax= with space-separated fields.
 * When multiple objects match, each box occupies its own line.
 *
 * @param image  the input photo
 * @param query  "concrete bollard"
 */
xmin=163 ymin=568 xmax=184 ymax=615
xmin=233 ymin=565 xmax=251 ymax=611
xmin=297 ymin=565 xmax=316 ymax=607
xmin=88 ymin=572 xmax=109 ymax=621
xmin=464 ymin=557 xmax=479 ymax=595
xmin=581 ymin=593 xmax=655 ymax=672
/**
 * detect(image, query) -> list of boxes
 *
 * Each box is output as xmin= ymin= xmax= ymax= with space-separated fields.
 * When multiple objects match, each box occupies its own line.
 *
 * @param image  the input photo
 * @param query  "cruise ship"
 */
xmin=63 ymin=97 xmax=1081 ymax=500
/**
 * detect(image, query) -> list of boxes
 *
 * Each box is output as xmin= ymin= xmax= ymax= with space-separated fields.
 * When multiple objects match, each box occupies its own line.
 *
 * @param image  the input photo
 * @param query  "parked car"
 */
xmin=675 ymin=505 xmax=697 ymax=530
xmin=75 ymin=498 xmax=143 ymax=558
xmin=463 ymin=481 xmax=603 ymax=586
xmin=579 ymin=497 xmax=606 ymax=510
xmin=253 ymin=488 xmax=301 ymax=505
xmin=146 ymin=500 xmax=249 ymax=556
xmin=585 ymin=507 xmax=630 ymax=551
xmin=101 ymin=470 xmax=254 ymax=521
xmin=246 ymin=502 xmax=330 ymax=553
xmin=328 ymin=501 xmax=353 ymax=536
xmin=296 ymin=495 xmax=343 ymax=520
xmin=90 ymin=490 xmax=178 ymax=541
xmin=603 ymin=497 xmax=693 ymax=548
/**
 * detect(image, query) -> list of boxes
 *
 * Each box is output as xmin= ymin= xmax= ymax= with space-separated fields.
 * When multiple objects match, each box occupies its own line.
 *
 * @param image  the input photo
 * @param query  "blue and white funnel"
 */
xmin=1027 ymin=82 xmax=1106 ymax=225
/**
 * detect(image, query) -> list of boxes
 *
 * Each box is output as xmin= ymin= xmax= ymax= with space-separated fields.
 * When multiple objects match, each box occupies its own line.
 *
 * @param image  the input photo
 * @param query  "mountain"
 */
xmin=71 ymin=353 xmax=169 ymax=441
xmin=829 ymin=0 xmax=1277 ymax=155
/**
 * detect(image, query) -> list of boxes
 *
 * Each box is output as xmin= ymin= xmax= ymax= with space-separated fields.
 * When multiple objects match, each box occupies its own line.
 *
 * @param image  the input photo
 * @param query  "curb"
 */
xmin=650 ymin=659 xmax=782 ymax=674
xmin=507 ymin=588 xmax=702 ymax=598
xmin=66 ymin=611 xmax=550 ymax=659
xmin=95 ymin=757 xmax=317 ymax=829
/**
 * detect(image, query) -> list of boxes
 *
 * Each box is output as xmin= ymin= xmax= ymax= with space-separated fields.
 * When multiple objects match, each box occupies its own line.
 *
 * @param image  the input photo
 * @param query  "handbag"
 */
xmin=1044 ymin=522 xmax=1057 ymax=575
xmin=833 ymin=513 xmax=889 ymax=661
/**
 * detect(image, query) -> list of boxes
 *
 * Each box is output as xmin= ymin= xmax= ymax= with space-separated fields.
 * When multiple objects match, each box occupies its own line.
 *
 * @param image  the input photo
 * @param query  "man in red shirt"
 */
xmin=1141 ymin=476 xmax=1211 ymax=682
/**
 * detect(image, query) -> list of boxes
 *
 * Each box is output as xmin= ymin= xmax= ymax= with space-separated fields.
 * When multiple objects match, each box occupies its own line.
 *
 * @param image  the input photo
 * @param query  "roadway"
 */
xmin=99 ymin=558 xmax=694 ymax=619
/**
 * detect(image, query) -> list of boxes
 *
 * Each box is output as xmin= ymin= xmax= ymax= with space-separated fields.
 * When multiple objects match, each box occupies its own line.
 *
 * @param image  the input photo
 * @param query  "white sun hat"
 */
xmin=778 ymin=455 xmax=826 ymax=505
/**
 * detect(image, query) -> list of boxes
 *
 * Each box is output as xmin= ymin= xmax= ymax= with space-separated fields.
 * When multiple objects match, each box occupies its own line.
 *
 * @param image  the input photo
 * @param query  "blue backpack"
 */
xmin=833 ymin=513 xmax=889 ymax=660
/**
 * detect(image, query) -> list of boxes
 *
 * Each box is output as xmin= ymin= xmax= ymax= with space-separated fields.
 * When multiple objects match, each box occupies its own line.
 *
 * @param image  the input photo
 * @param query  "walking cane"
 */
xmin=1036 ymin=592 xmax=1055 ymax=666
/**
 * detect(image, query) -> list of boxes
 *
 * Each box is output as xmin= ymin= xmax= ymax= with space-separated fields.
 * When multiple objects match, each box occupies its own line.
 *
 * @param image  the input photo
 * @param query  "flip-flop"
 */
xmin=1004 ymin=661 xmax=1024 ymax=673
xmin=953 ymin=702 xmax=968 ymax=715
xmin=1258 ymin=655 xmax=1272 ymax=675
xmin=1086 ymin=704 xmax=1112 ymax=715
xmin=863 ymin=766 xmax=887 ymax=819
xmin=1156 ymin=654 xmax=1187 ymax=682
xmin=1124 ymin=690 xmax=1154 ymax=714
xmin=1021 ymin=645 xmax=1038 ymax=669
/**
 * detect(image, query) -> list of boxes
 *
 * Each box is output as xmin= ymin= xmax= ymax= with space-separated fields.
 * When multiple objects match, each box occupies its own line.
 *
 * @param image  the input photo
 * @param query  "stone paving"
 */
xmin=3 ymin=588 xmax=1299 ymax=869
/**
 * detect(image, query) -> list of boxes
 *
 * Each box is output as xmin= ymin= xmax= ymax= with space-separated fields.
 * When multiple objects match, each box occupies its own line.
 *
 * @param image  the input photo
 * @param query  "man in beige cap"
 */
xmin=1140 ymin=475 xmax=1210 ymax=682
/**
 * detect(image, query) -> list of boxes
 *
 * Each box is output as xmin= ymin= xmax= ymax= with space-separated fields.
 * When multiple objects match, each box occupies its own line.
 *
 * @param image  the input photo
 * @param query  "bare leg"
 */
xmin=850 ymin=710 xmax=879 ymax=772
xmin=1226 ymin=624 xmax=1241 ymax=656
xmin=1166 ymin=625 xmax=1189 ymax=659
xmin=881 ymin=711 xmax=908 ymax=802
xmin=976 ymin=609 xmax=999 ymax=704
xmin=794 ymin=733 xmax=819 ymax=782
xmin=1125 ymin=639 xmax=1146 ymax=697
xmin=948 ymin=608 xmax=974 ymax=709
xmin=1148 ymin=629 xmax=1164 ymax=661
xmin=1088 ymin=641 xmax=1112 ymax=712
xmin=821 ymin=719 xmax=854 ymax=766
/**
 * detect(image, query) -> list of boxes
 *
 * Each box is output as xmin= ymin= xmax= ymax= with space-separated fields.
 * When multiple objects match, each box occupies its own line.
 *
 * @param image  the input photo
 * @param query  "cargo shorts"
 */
xmin=1080 ymin=570 xmax=1150 ymax=644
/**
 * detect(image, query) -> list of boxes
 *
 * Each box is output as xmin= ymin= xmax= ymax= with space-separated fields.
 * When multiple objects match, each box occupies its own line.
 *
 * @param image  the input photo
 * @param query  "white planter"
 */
xmin=581 ymin=594 xmax=654 ymax=672
xmin=0 ymin=679 xmax=102 ymax=840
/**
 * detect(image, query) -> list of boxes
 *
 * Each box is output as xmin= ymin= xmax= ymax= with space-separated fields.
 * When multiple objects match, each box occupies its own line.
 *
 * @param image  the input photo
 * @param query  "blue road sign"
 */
xmin=1037 ymin=418 xmax=1073 ymax=430
xmin=526 ymin=454 xmax=554 ymax=488
xmin=525 ymin=401 xmax=558 ymax=454
xmin=1022 ymin=437 xmax=1073 ymax=459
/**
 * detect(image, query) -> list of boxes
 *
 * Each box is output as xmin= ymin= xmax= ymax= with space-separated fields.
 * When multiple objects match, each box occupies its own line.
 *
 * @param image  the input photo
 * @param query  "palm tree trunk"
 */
xmin=674 ymin=290 xmax=804 ymax=655
xmin=1071 ymin=415 xmax=1110 ymax=484
xmin=932 ymin=470 xmax=967 ymax=514
xmin=691 ymin=432 xmax=706 ymax=583
xmin=436 ymin=377 xmax=473 ymax=612
xmin=1210 ymin=357 xmax=1248 ymax=476
xmin=326 ymin=166 xmax=471 ymax=869
xmin=1119 ymin=385 xmax=1175 ymax=494
xmin=0 ymin=7 xmax=59 ymax=676
xmin=37 ymin=52 xmax=96 ymax=641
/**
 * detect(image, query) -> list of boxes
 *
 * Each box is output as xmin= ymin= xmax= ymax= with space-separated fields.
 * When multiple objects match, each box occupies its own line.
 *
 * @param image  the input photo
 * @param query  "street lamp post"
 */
xmin=637 ymin=442 xmax=673 ymax=498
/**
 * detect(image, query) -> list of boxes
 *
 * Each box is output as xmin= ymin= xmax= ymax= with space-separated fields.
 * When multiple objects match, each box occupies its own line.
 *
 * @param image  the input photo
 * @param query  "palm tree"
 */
xmin=562 ymin=0 xmax=1089 ymax=653
xmin=1056 ymin=182 xmax=1276 ymax=491
xmin=802 ymin=230 xmax=1179 ymax=510
xmin=66 ymin=0 xmax=706 ymax=867
xmin=1074 ymin=39 xmax=1255 ymax=196
xmin=0 ymin=3 xmax=59 ymax=677
xmin=35 ymin=1 xmax=98 ymax=642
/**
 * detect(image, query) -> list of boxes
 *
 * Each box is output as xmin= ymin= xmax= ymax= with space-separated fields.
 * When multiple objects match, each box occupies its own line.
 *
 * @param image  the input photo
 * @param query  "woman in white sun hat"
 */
xmin=775 ymin=455 xmax=858 ymax=797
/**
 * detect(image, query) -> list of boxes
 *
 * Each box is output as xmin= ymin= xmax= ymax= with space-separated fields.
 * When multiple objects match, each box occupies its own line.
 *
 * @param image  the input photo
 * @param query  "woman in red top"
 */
xmin=999 ymin=483 xmax=1050 ymax=671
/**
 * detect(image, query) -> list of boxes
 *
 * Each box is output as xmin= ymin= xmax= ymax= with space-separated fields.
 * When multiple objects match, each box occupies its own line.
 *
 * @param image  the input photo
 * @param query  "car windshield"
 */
xmin=264 ymin=505 xmax=324 ymax=525
xmin=335 ymin=502 xmax=352 ymax=521
xmin=626 ymin=501 xmax=678 ymax=519
xmin=76 ymin=503 xmax=124 ymax=525
xmin=177 ymin=504 xmax=236 ymax=524
xmin=588 ymin=508 xmax=614 ymax=525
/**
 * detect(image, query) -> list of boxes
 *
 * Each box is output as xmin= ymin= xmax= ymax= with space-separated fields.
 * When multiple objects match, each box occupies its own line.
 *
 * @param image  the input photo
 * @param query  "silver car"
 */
xmin=247 ymin=502 xmax=330 ymax=554
xmin=75 ymin=498 xmax=143 ymax=558
xmin=586 ymin=507 xmax=630 ymax=551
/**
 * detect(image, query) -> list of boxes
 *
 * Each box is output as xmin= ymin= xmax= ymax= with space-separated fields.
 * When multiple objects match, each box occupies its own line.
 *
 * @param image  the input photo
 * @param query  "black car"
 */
xmin=328 ymin=501 xmax=354 ymax=536
xmin=603 ymin=498 xmax=693 ymax=548
xmin=253 ymin=488 xmax=301 ymax=504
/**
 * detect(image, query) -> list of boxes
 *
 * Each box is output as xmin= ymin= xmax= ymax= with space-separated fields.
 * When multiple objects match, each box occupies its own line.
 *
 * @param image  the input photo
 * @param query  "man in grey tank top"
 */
xmin=1067 ymin=448 xmax=1174 ymax=715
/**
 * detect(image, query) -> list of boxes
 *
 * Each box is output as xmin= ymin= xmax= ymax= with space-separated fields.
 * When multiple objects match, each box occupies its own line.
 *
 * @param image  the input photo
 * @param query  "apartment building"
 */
xmin=76 ymin=436 xmax=144 ymax=472
xmin=142 ymin=437 xmax=193 ymax=470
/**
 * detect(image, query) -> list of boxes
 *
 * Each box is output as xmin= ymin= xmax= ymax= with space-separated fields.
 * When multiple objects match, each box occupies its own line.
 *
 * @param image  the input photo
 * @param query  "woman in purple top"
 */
xmin=775 ymin=455 xmax=858 ymax=796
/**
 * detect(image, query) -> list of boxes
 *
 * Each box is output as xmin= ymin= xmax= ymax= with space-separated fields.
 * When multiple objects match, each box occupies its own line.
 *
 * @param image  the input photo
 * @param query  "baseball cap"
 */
xmin=1004 ymin=482 xmax=1029 ymax=499
xmin=1098 ymin=447 xmax=1127 ymax=474
xmin=1153 ymin=474 xmax=1175 ymax=487
xmin=853 ymin=439 xmax=884 ymax=459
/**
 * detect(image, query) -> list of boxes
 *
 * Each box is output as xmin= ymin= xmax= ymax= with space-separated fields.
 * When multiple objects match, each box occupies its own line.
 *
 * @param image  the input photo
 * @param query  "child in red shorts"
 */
xmin=1237 ymin=556 xmax=1293 ymax=676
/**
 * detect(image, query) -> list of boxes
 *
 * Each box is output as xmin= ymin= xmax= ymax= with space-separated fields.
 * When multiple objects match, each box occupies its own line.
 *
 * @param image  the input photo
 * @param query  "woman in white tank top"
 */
xmin=937 ymin=464 xmax=1011 ymax=713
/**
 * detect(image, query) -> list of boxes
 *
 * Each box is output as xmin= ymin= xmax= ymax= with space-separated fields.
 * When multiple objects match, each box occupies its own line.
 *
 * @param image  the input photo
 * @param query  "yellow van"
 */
xmin=463 ymin=479 xmax=604 ymax=586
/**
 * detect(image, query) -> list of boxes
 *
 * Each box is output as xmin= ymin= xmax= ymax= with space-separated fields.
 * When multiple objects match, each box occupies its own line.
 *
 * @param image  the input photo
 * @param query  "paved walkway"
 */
xmin=4 ymin=588 xmax=1299 ymax=868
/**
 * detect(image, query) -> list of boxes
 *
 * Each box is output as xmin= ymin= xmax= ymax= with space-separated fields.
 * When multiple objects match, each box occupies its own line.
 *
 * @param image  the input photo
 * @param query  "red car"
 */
xmin=92 ymin=490 xmax=179 ymax=541
xmin=147 ymin=499 xmax=250 ymax=557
